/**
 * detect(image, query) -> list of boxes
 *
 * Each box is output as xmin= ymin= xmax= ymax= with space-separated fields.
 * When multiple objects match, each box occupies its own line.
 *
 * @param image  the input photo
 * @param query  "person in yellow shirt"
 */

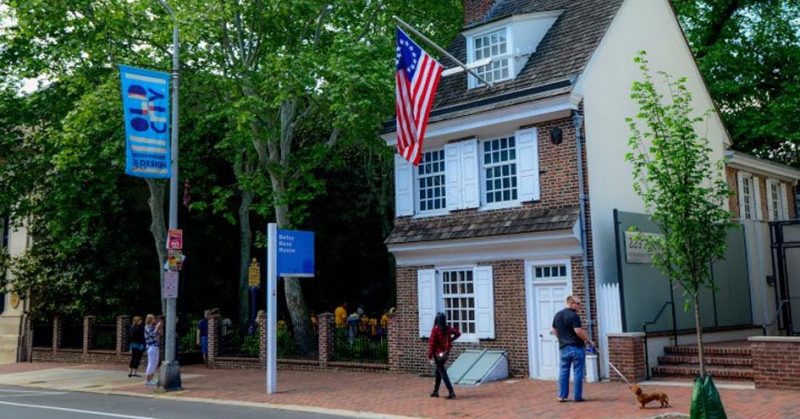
xmin=359 ymin=313 xmax=370 ymax=335
xmin=334 ymin=302 xmax=348 ymax=328
xmin=369 ymin=316 xmax=378 ymax=337
xmin=379 ymin=310 xmax=390 ymax=338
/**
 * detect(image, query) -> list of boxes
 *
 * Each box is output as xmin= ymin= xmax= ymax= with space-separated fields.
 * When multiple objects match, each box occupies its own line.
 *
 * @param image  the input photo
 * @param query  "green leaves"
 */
xmin=626 ymin=51 xmax=734 ymax=298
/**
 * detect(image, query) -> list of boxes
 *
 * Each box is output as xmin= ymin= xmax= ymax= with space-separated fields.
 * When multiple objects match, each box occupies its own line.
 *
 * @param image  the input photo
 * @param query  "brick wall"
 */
xmin=749 ymin=336 xmax=800 ymax=389
xmin=393 ymin=256 xmax=593 ymax=377
xmin=786 ymin=181 xmax=797 ymax=219
xmin=463 ymin=0 xmax=495 ymax=26
xmin=607 ymin=333 xmax=646 ymax=383
xmin=726 ymin=167 xmax=739 ymax=218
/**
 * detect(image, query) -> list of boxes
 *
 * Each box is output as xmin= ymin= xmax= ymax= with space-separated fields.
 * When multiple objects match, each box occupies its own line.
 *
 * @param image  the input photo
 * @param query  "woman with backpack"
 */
xmin=427 ymin=312 xmax=461 ymax=400
xmin=127 ymin=316 xmax=145 ymax=377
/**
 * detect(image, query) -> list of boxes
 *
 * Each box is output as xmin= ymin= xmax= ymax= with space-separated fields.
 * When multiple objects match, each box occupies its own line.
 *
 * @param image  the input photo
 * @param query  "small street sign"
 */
xmin=168 ymin=249 xmax=184 ymax=271
xmin=167 ymin=229 xmax=183 ymax=250
xmin=164 ymin=271 xmax=179 ymax=298
xmin=248 ymin=258 xmax=261 ymax=288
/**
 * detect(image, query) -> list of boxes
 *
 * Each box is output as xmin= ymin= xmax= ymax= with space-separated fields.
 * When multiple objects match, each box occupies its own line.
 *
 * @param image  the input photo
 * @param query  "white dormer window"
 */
xmin=472 ymin=28 xmax=510 ymax=87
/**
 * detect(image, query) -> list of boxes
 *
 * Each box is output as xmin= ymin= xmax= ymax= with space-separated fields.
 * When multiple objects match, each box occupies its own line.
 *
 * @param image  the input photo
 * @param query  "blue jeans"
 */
xmin=558 ymin=346 xmax=585 ymax=400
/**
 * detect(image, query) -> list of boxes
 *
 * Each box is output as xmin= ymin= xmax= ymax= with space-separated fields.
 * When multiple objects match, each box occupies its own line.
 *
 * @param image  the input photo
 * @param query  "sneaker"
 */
xmin=446 ymin=393 xmax=456 ymax=400
xmin=556 ymin=397 xmax=568 ymax=402
xmin=145 ymin=380 xmax=157 ymax=386
xmin=430 ymin=392 xmax=439 ymax=398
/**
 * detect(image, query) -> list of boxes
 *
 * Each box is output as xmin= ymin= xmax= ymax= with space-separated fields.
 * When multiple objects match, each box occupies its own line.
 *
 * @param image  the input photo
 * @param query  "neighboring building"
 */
xmin=382 ymin=0 xmax=798 ymax=380
xmin=0 ymin=216 xmax=30 ymax=364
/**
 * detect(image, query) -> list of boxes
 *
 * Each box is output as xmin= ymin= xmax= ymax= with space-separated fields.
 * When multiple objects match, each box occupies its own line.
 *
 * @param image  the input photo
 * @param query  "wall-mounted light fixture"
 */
xmin=550 ymin=127 xmax=563 ymax=145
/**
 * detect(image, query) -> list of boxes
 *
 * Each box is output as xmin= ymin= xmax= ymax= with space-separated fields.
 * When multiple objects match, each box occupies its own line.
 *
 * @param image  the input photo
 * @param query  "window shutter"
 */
xmin=395 ymin=154 xmax=414 ymax=217
xmin=753 ymin=176 xmax=763 ymax=220
xmin=515 ymin=128 xmax=540 ymax=202
xmin=736 ymin=172 xmax=746 ymax=219
xmin=766 ymin=179 xmax=776 ymax=221
xmin=417 ymin=269 xmax=438 ymax=338
xmin=445 ymin=143 xmax=462 ymax=211
xmin=461 ymin=139 xmax=480 ymax=209
xmin=473 ymin=265 xmax=495 ymax=339
xmin=780 ymin=183 xmax=790 ymax=220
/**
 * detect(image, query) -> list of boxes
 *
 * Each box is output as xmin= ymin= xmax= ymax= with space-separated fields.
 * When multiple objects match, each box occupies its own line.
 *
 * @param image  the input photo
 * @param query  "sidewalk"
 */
xmin=0 ymin=362 xmax=797 ymax=418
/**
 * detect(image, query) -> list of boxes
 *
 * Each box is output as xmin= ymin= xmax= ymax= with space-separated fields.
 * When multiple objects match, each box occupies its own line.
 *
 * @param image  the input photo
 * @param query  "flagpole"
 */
xmin=393 ymin=16 xmax=493 ymax=88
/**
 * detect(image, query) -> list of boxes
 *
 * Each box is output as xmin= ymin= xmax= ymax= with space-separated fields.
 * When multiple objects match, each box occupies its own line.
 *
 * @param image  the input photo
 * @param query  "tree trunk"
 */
xmin=694 ymin=293 xmax=706 ymax=378
xmin=145 ymin=179 xmax=167 ymax=314
xmin=238 ymin=190 xmax=253 ymax=324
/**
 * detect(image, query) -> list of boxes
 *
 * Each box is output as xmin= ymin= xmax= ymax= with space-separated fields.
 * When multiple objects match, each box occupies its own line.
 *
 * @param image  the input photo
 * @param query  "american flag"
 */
xmin=396 ymin=28 xmax=443 ymax=166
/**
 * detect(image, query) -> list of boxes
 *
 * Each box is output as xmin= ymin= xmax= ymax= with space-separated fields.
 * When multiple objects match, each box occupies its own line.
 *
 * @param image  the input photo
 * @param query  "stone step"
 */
xmin=652 ymin=364 xmax=753 ymax=380
xmin=658 ymin=355 xmax=752 ymax=367
xmin=663 ymin=345 xmax=750 ymax=357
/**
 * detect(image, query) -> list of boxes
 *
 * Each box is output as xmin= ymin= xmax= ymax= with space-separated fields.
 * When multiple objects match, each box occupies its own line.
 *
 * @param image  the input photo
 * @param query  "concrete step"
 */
xmin=652 ymin=364 xmax=753 ymax=380
xmin=663 ymin=345 xmax=750 ymax=357
xmin=657 ymin=355 xmax=752 ymax=367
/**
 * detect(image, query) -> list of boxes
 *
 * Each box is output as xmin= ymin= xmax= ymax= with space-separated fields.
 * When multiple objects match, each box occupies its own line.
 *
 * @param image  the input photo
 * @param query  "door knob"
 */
xmin=539 ymin=334 xmax=543 ymax=338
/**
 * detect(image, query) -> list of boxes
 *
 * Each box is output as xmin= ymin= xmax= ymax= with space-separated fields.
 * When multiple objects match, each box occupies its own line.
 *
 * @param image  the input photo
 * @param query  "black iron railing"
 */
xmin=219 ymin=323 xmax=260 ymax=358
xmin=331 ymin=327 xmax=388 ymax=364
xmin=91 ymin=324 xmax=116 ymax=350
xmin=32 ymin=323 xmax=52 ymax=348
xmin=61 ymin=324 xmax=83 ymax=349
xmin=642 ymin=301 xmax=676 ymax=379
xmin=277 ymin=324 xmax=317 ymax=360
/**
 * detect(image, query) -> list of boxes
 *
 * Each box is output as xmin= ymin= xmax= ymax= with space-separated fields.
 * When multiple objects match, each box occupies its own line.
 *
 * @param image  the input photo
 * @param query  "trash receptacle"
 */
xmin=586 ymin=347 xmax=599 ymax=383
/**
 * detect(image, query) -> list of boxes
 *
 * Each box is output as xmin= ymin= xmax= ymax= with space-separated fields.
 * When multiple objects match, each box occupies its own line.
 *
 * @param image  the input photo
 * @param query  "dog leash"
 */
xmin=595 ymin=347 xmax=632 ymax=385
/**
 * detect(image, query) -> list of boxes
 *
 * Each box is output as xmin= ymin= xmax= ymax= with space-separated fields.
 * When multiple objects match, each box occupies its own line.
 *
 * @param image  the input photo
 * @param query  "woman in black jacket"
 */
xmin=128 ymin=316 xmax=145 ymax=377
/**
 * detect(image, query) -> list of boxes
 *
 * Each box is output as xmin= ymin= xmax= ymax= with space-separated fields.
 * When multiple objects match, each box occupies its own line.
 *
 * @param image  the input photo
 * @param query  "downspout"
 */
xmin=572 ymin=110 xmax=593 ymax=340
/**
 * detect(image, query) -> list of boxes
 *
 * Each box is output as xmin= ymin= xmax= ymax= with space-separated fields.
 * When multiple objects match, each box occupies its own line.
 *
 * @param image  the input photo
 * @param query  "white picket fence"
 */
xmin=597 ymin=282 xmax=622 ymax=378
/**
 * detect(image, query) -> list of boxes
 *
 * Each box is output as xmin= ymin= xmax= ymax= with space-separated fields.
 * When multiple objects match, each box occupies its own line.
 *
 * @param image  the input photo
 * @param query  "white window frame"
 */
xmin=737 ymin=172 xmax=761 ymax=220
xmin=440 ymin=267 xmax=477 ymax=340
xmin=766 ymin=178 xmax=789 ymax=221
xmin=415 ymin=149 xmax=447 ymax=215
xmin=467 ymin=26 xmax=513 ymax=89
xmin=480 ymin=135 xmax=521 ymax=210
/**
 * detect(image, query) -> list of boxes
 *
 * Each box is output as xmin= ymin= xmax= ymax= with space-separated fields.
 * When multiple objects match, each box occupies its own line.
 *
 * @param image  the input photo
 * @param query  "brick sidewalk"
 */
xmin=1 ymin=363 xmax=797 ymax=418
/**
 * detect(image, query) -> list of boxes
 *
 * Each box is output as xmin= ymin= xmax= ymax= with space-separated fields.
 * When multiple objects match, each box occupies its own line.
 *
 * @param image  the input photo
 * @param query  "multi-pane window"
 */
xmin=534 ymin=264 xmax=568 ymax=280
xmin=483 ymin=136 xmax=517 ymax=204
xmin=770 ymin=182 xmax=782 ymax=221
xmin=418 ymin=150 xmax=446 ymax=212
xmin=742 ymin=176 xmax=753 ymax=219
xmin=473 ymin=29 xmax=510 ymax=86
xmin=442 ymin=269 xmax=475 ymax=334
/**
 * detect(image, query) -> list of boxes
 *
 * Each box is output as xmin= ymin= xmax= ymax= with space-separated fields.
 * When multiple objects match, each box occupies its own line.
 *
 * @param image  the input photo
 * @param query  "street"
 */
xmin=0 ymin=386 xmax=354 ymax=419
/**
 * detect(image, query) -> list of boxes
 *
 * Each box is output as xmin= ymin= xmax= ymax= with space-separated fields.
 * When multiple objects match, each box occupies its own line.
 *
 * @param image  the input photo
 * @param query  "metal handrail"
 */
xmin=642 ymin=301 xmax=676 ymax=379
xmin=762 ymin=299 xmax=790 ymax=336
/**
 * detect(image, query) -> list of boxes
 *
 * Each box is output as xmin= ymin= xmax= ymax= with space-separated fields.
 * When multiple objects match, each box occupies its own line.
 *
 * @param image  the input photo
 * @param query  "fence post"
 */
xmin=318 ymin=312 xmax=333 ymax=367
xmin=257 ymin=310 xmax=266 ymax=369
xmin=388 ymin=315 xmax=399 ymax=372
xmin=52 ymin=316 xmax=61 ymax=354
xmin=83 ymin=315 xmax=95 ymax=355
xmin=116 ymin=315 xmax=131 ymax=356
xmin=207 ymin=314 xmax=221 ymax=367
xmin=20 ymin=315 xmax=32 ymax=362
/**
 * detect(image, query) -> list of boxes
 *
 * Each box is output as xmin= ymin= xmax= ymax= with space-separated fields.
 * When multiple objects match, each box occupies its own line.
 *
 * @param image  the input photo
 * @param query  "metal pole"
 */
xmin=267 ymin=223 xmax=278 ymax=394
xmin=393 ymin=15 xmax=493 ymax=88
xmin=158 ymin=0 xmax=181 ymax=391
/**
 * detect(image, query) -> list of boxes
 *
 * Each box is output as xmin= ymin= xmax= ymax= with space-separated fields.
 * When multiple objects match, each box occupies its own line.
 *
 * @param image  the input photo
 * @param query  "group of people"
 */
xmin=126 ymin=314 xmax=164 ymax=386
xmin=425 ymin=294 xmax=594 ymax=403
xmin=333 ymin=303 xmax=393 ymax=341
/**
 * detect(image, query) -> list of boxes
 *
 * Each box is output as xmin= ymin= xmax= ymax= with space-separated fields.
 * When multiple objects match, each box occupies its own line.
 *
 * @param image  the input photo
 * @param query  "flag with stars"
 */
xmin=396 ymin=27 xmax=443 ymax=166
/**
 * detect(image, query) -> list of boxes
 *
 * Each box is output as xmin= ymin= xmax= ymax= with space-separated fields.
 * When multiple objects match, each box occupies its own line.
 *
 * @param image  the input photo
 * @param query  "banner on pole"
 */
xmin=167 ymin=229 xmax=183 ymax=250
xmin=164 ymin=271 xmax=179 ymax=298
xmin=119 ymin=65 xmax=171 ymax=178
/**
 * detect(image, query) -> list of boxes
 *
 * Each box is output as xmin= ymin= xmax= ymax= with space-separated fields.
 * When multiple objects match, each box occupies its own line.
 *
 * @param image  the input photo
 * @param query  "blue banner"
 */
xmin=277 ymin=229 xmax=315 ymax=277
xmin=119 ymin=65 xmax=171 ymax=178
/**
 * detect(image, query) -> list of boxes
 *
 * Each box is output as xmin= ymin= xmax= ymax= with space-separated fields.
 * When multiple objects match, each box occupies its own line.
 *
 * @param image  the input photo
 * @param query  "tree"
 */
xmin=672 ymin=0 xmax=800 ymax=167
xmin=626 ymin=52 xmax=734 ymax=378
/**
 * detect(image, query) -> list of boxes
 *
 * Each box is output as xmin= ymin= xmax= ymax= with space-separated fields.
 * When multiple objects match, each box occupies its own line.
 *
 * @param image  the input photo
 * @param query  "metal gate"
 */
xmin=770 ymin=220 xmax=800 ymax=335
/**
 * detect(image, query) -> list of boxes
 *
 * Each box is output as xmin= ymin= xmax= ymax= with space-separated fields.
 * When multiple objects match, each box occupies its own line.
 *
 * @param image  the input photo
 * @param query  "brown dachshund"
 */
xmin=630 ymin=384 xmax=670 ymax=409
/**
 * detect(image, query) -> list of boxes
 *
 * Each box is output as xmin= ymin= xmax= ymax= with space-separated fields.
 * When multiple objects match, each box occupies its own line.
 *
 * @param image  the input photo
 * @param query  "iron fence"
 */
xmin=61 ymin=324 xmax=83 ymax=349
xmin=92 ymin=324 xmax=116 ymax=350
xmin=32 ymin=323 xmax=52 ymax=348
xmin=278 ymin=323 xmax=317 ymax=360
xmin=219 ymin=323 xmax=260 ymax=358
xmin=331 ymin=327 xmax=388 ymax=364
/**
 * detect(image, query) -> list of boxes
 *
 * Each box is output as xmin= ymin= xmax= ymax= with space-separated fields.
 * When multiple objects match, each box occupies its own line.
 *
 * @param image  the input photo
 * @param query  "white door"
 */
xmin=528 ymin=262 xmax=571 ymax=380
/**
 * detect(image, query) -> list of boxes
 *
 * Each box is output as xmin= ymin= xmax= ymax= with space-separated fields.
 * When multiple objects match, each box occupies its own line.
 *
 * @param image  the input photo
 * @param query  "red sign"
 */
xmin=167 ymin=229 xmax=183 ymax=250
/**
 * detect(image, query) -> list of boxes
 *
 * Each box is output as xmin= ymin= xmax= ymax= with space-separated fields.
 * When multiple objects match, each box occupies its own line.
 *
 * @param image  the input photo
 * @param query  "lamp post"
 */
xmin=156 ymin=0 xmax=181 ymax=391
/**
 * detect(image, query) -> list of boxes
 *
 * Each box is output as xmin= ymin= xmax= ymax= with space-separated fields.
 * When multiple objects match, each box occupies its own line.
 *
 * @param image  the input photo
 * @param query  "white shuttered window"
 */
xmin=417 ymin=266 xmax=495 ymax=339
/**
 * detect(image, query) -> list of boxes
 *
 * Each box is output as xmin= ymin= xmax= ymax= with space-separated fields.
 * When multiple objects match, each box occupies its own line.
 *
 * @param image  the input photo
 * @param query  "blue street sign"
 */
xmin=118 ymin=65 xmax=171 ymax=178
xmin=277 ymin=229 xmax=315 ymax=277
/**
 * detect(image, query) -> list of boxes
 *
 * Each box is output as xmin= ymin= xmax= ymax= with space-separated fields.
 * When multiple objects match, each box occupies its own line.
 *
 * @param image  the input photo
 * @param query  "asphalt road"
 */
xmin=0 ymin=386 xmax=354 ymax=419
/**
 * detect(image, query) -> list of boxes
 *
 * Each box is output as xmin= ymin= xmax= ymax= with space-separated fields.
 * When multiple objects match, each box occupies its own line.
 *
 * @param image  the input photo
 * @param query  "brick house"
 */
xmin=381 ymin=0 xmax=799 ymax=380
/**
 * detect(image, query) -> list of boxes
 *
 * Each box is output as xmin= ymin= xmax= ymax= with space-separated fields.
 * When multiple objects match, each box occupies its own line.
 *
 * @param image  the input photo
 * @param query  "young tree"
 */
xmin=626 ymin=52 xmax=734 ymax=378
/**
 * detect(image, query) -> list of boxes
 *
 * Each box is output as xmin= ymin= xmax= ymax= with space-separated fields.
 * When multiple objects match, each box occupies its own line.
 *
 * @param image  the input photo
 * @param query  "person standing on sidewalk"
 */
xmin=144 ymin=314 xmax=163 ymax=386
xmin=128 ymin=316 xmax=145 ymax=377
xmin=427 ymin=312 xmax=460 ymax=400
xmin=196 ymin=309 xmax=210 ymax=365
xmin=552 ymin=295 xmax=594 ymax=402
